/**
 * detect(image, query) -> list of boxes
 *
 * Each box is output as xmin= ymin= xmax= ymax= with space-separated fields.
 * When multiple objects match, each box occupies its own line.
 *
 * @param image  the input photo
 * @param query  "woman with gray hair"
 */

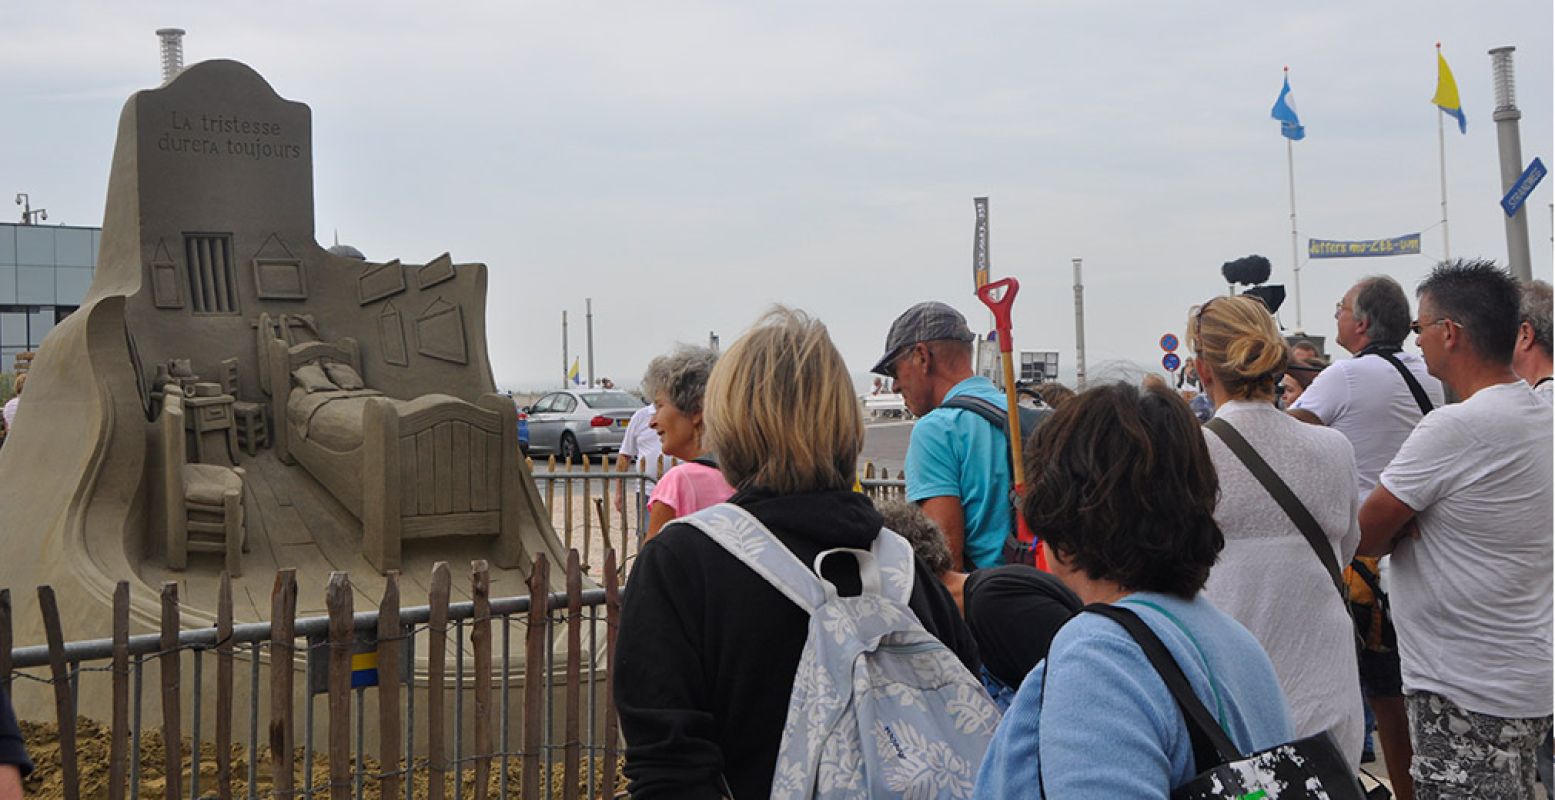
xmin=641 ymin=345 xmax=734 ymax=540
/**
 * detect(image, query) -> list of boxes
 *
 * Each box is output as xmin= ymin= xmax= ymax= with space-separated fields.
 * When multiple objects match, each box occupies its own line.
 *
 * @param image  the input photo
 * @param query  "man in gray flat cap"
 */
xmin=872 ymin=302 xmax=1011 ymax=570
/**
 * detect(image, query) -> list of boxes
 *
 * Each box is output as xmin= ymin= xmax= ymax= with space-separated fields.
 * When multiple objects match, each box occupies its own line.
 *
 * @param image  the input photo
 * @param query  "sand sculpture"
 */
xmin=0 ymin=60 xmax=574 ymax=654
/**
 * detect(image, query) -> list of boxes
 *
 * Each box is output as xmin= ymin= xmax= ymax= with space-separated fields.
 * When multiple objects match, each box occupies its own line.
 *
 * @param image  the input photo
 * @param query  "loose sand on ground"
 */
xmin=21 ymin=718 xmax=625 ymax=800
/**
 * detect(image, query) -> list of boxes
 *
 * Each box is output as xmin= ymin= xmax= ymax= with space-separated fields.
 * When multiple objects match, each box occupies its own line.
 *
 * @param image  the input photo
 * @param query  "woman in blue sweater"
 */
xmin=976 ymin=382 xmax=1294 ymax=798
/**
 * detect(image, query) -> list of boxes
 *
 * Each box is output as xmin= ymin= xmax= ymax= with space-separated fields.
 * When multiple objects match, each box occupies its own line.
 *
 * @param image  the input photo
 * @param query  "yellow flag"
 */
xmin=1432 ymin=48 xmax=1466 ymax=134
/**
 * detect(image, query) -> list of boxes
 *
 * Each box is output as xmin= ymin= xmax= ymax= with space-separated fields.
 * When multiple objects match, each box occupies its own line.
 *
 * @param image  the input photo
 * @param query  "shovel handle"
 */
xmin=975 ymin=278 xmax=1020 ymax=352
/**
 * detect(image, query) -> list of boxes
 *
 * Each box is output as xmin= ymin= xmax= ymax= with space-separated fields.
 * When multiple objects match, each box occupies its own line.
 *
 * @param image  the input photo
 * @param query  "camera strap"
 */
xmin=1360 ymin=345 xmax=1434 ymax=417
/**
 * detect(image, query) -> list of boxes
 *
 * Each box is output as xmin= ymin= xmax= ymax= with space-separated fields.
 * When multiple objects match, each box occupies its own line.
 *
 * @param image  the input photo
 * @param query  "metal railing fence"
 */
xmin=527 ymin=455 xmax=908 ymax=583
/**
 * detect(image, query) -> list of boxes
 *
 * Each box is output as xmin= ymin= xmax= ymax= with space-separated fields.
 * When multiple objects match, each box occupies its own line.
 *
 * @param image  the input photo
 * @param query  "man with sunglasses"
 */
xmin=1359 ymin=260 xmax=1553 ymax=799
xmin=872 ymin=302 xmax=1011 ymax=571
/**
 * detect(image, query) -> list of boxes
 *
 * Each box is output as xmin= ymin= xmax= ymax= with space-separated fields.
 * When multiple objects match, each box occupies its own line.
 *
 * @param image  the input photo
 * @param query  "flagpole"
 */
xmin=1287 ymin=136 xmax=1302 ymax=330
xmin=1437 ymin=43 xmax=1452 ymax=260
xmin=1438 ymin=110 xmax=1451 ymax=259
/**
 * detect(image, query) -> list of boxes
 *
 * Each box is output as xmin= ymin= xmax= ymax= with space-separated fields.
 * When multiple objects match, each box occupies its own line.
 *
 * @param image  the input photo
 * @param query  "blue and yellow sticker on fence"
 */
xmin=350 ymin=651 xmax=379 ymax=688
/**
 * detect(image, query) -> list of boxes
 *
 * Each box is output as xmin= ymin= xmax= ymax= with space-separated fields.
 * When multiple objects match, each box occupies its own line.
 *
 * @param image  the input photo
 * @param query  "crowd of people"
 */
xmin=612 ymin=258 xmax=1553 ymax=799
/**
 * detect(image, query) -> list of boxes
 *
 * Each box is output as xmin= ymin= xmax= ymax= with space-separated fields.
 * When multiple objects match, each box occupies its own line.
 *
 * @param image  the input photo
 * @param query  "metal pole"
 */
xmin=585 ymin=298 xmax=595 ymax=388
xmin=561 ymin=310 xmax=569 ymax=388
xmin=1490 ymin=46 xmax=1532 ymax=281
xmin=1072 ymin=258 xmax=1087 ymax=390
xmin=156 ymin=28 xmax=186 ymax=85
xmin=1287 ymin=137 xmax=1303 ymax=330
xmin=1438 ymin=101 xmax=1451 ymax=260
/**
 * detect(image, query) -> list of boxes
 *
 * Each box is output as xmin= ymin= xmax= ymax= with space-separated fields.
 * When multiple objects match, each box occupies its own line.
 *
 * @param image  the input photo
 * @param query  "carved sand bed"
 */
xmin=136 ymin=448 xmax=532 ymax=618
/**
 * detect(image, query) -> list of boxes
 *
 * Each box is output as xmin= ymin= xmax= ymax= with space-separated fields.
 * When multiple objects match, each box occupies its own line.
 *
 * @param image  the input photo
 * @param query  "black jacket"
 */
xmin=613 ymin=489 xmax=980 ymax=800
xmin=0 ymin=686 xmax=30 ymax=777
xmin=963 ymin=565 xmax=1081 ymax=690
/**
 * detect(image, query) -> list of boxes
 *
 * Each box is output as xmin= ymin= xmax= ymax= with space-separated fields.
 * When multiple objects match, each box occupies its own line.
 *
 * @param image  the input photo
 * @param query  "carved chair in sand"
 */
xmin=159 ymin=385 xmax=246 ymax=576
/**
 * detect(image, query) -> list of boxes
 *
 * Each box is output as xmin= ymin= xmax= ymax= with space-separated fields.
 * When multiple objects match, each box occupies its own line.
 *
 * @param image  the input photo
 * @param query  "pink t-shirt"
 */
xmin=648 ymin=462 xmax=735 ymax=519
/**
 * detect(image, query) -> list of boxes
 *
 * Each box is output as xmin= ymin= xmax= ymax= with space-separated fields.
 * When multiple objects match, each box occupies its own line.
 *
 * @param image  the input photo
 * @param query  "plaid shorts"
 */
xmin=1407 ymin=690 xmax=1552 ymax=799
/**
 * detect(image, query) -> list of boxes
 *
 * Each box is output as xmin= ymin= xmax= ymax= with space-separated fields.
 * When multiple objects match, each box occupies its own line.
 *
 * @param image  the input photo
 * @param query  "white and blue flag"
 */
xmin=1270 ymin=73 xmax=1305 ymax=141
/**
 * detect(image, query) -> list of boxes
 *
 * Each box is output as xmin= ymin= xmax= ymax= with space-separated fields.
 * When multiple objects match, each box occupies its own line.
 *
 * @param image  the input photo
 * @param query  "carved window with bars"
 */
xmin=184 ymin=233 xmax=239 ymax=314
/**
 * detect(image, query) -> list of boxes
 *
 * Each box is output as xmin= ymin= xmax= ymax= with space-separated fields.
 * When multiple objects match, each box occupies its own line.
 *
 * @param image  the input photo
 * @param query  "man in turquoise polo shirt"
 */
xmin=872 ymin=302 xmax=1012 ymax=570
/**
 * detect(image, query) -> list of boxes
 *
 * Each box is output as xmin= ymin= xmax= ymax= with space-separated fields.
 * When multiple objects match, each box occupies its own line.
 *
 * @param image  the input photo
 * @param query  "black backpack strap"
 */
xmin=940 ymin=394 xmax=1008 ymax=432
xmin=689 ymin=455 xmax=719 ymax=469
xmin=942 ymin=395 xmax=1015 ymax=570
xmin=942 ymin=394 xmax=1054 ymax=568
xmin=945 ymin=394 xmax=1047 ymax=443
xmin=1204 ymin=418 xmax=1345 ymax=598
xmin=1368 ymin=351 xmax=1434 ymax=416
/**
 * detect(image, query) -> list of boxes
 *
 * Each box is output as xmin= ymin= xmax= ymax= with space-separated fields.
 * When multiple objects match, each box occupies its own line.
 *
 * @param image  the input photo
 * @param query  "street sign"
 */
xmin=1502 ymin=157 xmax=1547 ymax=217
xmin=1162 ymin=353 xmax=1182 ymax=371
xmin=1159 ymin=333 xmax=1179 ymax=352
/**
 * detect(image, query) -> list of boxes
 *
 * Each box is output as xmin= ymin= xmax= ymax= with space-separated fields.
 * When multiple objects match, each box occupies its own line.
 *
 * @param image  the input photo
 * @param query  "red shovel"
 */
xmin=975 ymin=277 xmax=1049 ymax=571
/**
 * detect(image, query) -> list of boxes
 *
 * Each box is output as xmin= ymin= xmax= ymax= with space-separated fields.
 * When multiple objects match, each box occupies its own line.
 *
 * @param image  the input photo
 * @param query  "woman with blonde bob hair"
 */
xmin=702 ymin=308 xmax=864 ymax=494
xmin=1188 ymin=295 xmax=1365 ymax=770
xmin=613 ymin=307 xmax=979 ymax=800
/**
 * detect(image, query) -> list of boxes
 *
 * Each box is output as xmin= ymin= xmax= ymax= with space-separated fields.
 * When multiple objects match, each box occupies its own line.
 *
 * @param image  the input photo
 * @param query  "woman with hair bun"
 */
xmin=1187 ymin=295 xmax=1365 ymax=770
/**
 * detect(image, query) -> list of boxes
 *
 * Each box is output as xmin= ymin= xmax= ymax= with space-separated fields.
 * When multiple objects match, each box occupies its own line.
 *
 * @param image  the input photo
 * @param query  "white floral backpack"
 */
xmin=682 ymin=503 xmax=1001 ymax=799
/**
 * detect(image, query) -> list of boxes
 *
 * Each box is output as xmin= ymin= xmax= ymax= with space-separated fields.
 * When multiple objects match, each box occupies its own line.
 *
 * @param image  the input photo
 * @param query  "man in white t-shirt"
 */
xmin=1289 ymin=276 xmax=1442 ymax=792
xmin=615 ymin=402 xmax=663 ymax=534
xmin=1291 ymin=275 xmax=1445 ymax=496
xmin=1359 ymin=259 xmax=1553 ymax=798
xmin=1513 ymin=279 xmax=1552 ymax=405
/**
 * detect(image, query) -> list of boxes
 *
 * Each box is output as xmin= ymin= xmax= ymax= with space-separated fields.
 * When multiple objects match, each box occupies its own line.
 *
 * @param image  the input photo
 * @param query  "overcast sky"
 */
xmin=3 ymin=2 xmax=1551 ymax=391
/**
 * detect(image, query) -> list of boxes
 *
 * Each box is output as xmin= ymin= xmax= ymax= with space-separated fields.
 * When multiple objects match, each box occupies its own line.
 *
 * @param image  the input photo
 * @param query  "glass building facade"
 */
xmin=0 ymin=222 xmax=99 ymax=371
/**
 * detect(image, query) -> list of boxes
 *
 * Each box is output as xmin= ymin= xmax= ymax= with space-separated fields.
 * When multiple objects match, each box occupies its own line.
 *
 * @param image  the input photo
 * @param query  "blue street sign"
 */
xmin=1502 ymin=157 xmax=1547 ymax=217
xmin=1160 ymin=333 xmax=1179 ymax=352
xmin=1162 ymin=353 xmax=1182 ymax=371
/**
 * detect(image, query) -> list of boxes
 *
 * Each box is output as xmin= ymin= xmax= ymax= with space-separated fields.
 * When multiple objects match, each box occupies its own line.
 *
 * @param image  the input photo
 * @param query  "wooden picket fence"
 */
xmin=4 ymin=550 xmax=621 ymax=800
xmin=2 ymin=457 xmax=909 ymax=799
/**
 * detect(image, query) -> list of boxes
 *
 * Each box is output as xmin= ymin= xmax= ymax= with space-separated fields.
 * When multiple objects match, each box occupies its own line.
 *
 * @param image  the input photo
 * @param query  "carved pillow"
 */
xmin=292 ymin=363 xmax=337 ymax=393
xmin=324 ymin=361 xmax=365 ymax=390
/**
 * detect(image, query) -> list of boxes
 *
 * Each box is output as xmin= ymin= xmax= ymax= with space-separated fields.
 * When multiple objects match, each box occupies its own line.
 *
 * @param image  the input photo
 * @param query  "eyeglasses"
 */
xmin=1409 ymin=317 xmax=1462 ymax=335
xmin=884 ymin=344 xmax=918 ymax=379
xmin=1334 ymin=301 xmax=1351 ymax=319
